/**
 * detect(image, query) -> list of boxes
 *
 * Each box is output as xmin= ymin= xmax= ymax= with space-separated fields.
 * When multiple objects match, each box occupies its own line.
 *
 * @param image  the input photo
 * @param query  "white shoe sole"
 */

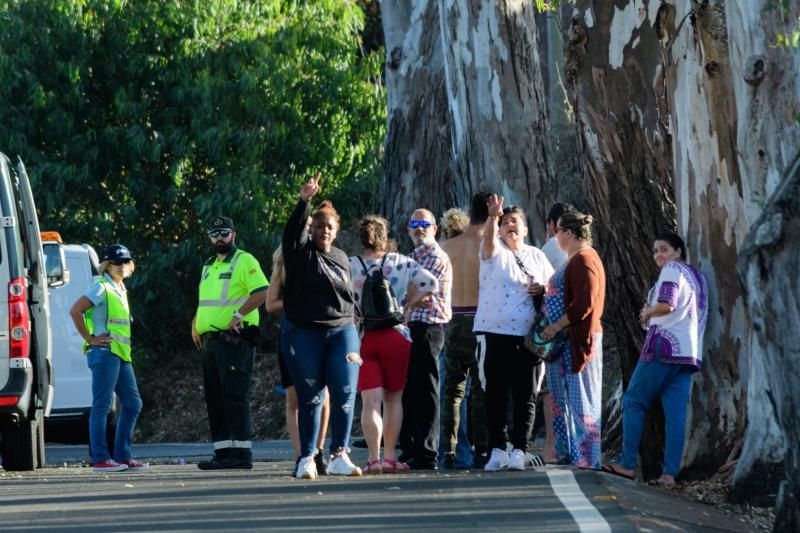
xmin=93 ymin=467 xmax=128 ymax=473
xmin=484 ymin=465 xmax=508 ymax=472
xmin=507 ymin=464 xmax=525 ymax=471
xmin=297 ymin=472 xmax=317 ymax=480
xmin=329 ymin=467 xmax=362 ymax=477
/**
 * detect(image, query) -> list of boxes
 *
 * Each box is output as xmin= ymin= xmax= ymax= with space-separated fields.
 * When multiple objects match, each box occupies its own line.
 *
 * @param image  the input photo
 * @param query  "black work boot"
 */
xmin=197 ymin=448 xmax=231 ymax=470
xmin=227 ymin=448 xmax=253 ymax=470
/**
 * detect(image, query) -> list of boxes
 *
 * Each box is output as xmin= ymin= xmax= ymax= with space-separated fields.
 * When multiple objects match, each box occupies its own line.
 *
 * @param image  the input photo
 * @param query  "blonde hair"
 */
xmin=98 ymin=260 xmax=135 ymax=278
xmin=270 ymin=246 xmax=285 ymax=288
xmin=441 ymin=208 xmax=470 ymax=239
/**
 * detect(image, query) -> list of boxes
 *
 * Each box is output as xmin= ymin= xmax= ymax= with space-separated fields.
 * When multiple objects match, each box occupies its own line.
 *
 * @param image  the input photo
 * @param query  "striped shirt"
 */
xmin=408 ymin=241 xmax=452 ymax=324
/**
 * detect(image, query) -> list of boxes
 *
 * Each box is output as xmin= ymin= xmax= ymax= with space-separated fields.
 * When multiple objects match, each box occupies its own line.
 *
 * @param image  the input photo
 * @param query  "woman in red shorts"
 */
xmin=349 ymin=215 xmax=438 ymax=474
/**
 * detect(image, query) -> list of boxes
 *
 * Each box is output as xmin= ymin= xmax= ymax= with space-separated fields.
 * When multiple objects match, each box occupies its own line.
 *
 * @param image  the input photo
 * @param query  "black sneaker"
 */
xmin=407 ymin=457 xmax=438 ymax=471
xmin=227 ymin=449 xmax=253 ymax=470
xmin=314 ymin=448 xmax=329 ymax=475
xmin=473 ymin=450 xmax=489 ymax=469
xmin=442 ymin=453 xmax=456 ymax=470
xmin=351 ymin=439 xmax=368 ymax=449
xmin=398 ymin=450 xmax=413 ymax=464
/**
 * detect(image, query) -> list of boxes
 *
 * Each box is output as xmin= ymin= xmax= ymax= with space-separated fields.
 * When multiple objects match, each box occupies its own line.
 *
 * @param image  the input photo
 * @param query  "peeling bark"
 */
xmin=737 ymin=154 xmax=800 ymax=531
xmin=379 ymin=0 xmax=456 ymax=237
xmin=560 ymin=0 xmax=677 ymax=479
xmin=438 ymin=0 xmax=554 ymax=242
xmin=725 ymin=0 xmax=800 ymax=514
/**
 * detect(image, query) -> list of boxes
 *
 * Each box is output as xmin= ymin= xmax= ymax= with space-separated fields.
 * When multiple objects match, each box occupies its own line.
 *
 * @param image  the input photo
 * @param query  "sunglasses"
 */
xmin=110 ymin=259 xmax=132 ymax=266
xmin=408 ymin=220 xmax=433 ymax=230
xmin=208 ymin=229 xmax=232 ymax=239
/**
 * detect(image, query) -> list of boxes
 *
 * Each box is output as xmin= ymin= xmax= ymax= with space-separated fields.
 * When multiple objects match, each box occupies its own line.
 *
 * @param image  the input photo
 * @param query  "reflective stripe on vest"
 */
xmin=198 ymin=251 xmax=248 ymax=308
xmin=85 ymin=277 xmax=132 ymax=361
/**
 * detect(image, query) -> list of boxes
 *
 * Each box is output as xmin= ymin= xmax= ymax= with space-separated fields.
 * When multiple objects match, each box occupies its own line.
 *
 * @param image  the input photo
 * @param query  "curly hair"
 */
xmin=440 ymin=208 xmax=470 ymax=239
xmin=359 ymin=214 xmax=390 ymax=251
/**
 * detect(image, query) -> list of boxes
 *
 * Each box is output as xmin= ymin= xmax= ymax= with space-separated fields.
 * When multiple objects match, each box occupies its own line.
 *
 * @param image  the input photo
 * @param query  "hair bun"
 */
xmin=582 ymin=214 xmax=593 ymax=226
xmin=318 ymin=200 xmax=335 ymax=210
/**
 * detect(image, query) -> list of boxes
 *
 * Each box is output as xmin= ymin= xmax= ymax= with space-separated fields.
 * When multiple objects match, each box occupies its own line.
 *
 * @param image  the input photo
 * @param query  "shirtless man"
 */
xmin=439 ymin=192 xmax=491 ymax=469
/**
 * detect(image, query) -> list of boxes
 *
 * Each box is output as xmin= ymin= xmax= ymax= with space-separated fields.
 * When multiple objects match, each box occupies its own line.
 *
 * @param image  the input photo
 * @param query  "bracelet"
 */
xmin=233 ymin=310 xmax=244 ymax=320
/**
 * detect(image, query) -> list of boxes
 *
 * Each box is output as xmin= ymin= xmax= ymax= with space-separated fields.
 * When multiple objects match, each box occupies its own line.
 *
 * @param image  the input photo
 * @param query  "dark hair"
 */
xmin=313 ymin=200 xmax=340 ymax=225
xmin=546 ymin=202 xmax=576 ymax=225
xmin=470 ymin=192 xmax=492 ymax=225
xmin=501 ymin=205 xmax=526 ymax=225
xmin=558 ymin=210 xmax=593 ymax=244
xmin=654 ymin=231 xmax=686 ymax=261
xmin=359 ymin=214 xmax=389 ymax=251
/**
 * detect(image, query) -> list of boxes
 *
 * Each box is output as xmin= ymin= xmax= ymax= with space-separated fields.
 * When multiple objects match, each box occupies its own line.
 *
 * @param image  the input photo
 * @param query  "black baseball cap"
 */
xmin=208 ymin=216 xmax=235 ymax=232
xmin=103 ymin=244 xmax=134 ymax=262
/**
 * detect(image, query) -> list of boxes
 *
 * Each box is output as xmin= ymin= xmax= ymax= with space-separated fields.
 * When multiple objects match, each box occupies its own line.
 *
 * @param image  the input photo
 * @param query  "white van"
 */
xmin=43 ymin=240 xmax=100 ymax=433
xmin=0 ymin=152 xmax=60 ymax=471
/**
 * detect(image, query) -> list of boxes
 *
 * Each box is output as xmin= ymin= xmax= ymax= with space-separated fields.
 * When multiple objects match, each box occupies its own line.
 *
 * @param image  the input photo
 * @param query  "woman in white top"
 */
xmin=474 ymin=196 xmax=554 ymax=472
xmin=349 ymin=215 xmax=437 ymax=474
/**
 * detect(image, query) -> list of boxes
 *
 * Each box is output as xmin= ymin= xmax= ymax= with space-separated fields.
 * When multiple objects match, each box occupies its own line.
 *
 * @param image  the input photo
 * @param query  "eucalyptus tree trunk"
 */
xmin=725 ymin=1 xmax=800 ymax=519
xmin=379 ymin=0 xmax=456 ymax=236
xmin=737 ymin=156 xmax=800 ymax=531
xmin=560 ymin=1 xmax=677 ymax=478
xmin=437 ymin=0 xmax=554 ymax=243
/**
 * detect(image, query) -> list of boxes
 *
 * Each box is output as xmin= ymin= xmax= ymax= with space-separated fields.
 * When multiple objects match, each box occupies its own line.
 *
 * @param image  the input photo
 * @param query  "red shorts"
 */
xmin=358 ymin=327 xmax=411 ymax=393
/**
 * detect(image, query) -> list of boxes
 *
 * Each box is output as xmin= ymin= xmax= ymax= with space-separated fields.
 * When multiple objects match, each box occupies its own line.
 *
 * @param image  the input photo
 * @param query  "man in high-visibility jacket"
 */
xmin=192 ymin=216 xmax=268 ymax=470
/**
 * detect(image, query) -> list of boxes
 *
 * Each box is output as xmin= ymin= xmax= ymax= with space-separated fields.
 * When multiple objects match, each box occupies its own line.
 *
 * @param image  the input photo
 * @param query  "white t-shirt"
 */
xmin=474 ymin=240 xmax=554 ymax=336
xmin=542 ymin=236 xmax=568 ymax=271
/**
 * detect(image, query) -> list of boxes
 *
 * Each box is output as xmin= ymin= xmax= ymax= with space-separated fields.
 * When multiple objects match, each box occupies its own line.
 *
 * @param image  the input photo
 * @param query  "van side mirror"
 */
xmin=43 ymin=243 xmax=69 ymax=287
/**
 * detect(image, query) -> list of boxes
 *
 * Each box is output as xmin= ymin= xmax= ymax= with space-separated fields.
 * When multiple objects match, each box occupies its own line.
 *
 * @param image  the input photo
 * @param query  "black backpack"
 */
xmin=356 ymin=254 xmax=405 ymax=330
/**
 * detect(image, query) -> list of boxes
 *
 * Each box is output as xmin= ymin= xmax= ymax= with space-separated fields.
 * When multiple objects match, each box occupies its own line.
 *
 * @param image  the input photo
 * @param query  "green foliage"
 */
xmin=0 ymin=0 xmax=385 ymax=360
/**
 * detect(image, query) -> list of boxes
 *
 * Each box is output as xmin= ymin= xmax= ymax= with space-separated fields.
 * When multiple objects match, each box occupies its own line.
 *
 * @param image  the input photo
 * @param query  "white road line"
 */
xmin=545 ymin=468 xmax=612 ymax=532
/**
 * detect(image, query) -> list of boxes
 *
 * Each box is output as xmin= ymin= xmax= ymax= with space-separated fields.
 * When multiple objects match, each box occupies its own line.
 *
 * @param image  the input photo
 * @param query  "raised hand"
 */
xmin=487 ymin=194 xmax=505 ymax=217
xmin=300 ymin=172 xmax=322 ymax=202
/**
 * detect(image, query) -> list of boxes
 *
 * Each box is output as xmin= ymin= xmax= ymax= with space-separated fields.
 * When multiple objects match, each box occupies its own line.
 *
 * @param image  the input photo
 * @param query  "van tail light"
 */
xmin=8 ymin=278 xmax=30 ymax=358
xmin=0 ymin=396 xmax=20 ymax=406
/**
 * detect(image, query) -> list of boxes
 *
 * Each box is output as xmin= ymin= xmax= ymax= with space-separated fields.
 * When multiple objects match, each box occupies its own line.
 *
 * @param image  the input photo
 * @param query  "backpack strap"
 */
xmin=356 ymin=256 xmax=370 ymax=275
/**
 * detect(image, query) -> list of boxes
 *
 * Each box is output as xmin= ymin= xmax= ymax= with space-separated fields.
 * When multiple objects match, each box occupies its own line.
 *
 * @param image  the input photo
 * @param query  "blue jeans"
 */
xmin=281 ymin=320 xmax=360 ymax=457
xmin=87 ymin=348 xmax=143 ymax=463
xmin=620 ymin=361 xmax=693 ymax=476
xmin=438 ymin=352 xmax=473 ymax=467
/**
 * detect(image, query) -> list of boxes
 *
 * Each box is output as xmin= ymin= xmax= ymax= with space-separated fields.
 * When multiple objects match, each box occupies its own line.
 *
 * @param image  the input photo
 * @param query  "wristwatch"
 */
xmin=233 ymin=309 xmax=244 ymax=320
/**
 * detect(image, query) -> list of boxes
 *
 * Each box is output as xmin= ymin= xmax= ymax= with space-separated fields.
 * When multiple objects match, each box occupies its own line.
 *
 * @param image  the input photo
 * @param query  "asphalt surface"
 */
xmin=0 ymin=442 xmax=754 ymax=532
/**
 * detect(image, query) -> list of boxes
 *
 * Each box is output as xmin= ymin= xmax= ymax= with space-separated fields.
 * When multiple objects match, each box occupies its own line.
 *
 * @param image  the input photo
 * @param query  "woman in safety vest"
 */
xmin=69 ymin=244 xmax=146 ymax=473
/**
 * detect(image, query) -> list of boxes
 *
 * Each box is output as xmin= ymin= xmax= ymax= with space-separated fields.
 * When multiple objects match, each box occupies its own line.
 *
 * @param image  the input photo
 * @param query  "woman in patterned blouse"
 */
xmin=603 ymin=232 xmax=708 ymax=488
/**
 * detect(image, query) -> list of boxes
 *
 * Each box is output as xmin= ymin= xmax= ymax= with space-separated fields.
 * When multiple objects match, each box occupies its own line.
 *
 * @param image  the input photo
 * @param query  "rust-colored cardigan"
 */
xmin=563 ymin=248 xmax=606 ymax=373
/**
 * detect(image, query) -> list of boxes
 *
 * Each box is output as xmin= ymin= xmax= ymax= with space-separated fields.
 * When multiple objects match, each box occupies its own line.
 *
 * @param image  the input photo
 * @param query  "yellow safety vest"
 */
xmin=195 ymin=249 xmax=260 ymax=333
xmin=85 ymin=277 xmax=132 ymax=362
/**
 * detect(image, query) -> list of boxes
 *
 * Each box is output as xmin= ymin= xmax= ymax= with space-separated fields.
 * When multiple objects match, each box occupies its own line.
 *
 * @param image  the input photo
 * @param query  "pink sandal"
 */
xmin=380 ymin=458 xmax=409 ymax=474
xmin=365 ymin=459 xmax=382 ymax=475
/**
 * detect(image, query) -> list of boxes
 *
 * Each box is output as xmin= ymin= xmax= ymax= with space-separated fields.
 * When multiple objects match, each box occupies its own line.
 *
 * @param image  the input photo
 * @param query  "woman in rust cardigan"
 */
xmin=540 ymin=210 xmax=606 ymax=469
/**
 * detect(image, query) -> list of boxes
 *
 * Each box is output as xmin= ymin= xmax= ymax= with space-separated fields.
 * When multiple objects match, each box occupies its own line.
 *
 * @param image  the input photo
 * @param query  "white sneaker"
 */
xmin=508 ymin=449 xmax=526 ymax=471
xmin=296 ymin=456 xmax=317 ymax=480
xmin=484 ymin=448 xmax=509 ymax=471
xmin=327 ymin=451 xmax=362 ymax=476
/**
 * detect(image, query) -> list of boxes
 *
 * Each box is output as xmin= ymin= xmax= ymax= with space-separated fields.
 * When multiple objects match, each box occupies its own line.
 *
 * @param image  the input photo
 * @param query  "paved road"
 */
xmin=0 ymin=442 xmax=752 ymax=532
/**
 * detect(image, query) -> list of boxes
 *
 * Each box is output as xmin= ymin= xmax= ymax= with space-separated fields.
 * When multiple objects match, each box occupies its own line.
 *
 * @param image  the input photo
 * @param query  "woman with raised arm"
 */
xmin=603 ymin=232 xmax=708 ymax=488
xmin=280 ymin=174 xmax=361 ymax=480
xmin=541 ymin=210 xmax=606 ymax=470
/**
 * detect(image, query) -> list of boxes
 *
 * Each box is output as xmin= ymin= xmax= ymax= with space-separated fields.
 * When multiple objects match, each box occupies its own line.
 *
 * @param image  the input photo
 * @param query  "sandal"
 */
xmin=364 ymin=459 xmax=382 ymax=475
xmin=647 ymin=477 xmax=676 ymax=489
xmin=601 ymin=463 xmax=634 ymax=480
xmin=380 ymin=458 xmax=410 ymax=474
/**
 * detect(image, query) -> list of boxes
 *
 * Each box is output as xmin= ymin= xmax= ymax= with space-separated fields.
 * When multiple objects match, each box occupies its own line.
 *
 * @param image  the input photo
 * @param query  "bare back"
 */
xmin=441 ymin=225 xmax=483 ymax=308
